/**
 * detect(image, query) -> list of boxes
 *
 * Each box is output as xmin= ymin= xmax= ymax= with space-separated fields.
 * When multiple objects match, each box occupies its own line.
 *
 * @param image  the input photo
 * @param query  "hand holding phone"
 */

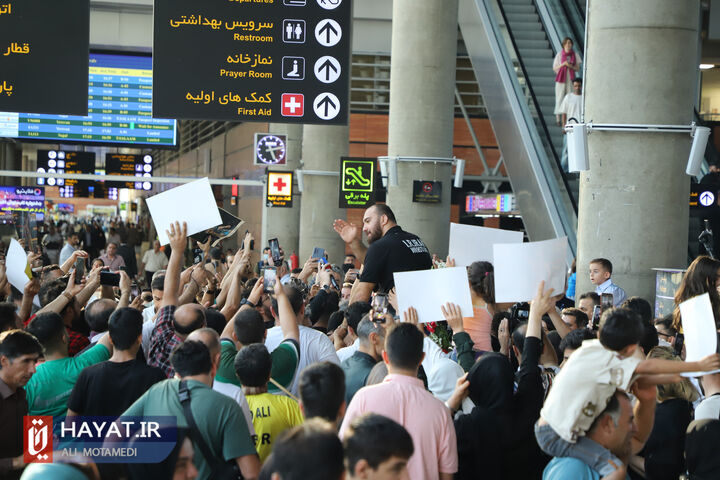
xmin=312 ymin=247 xmax=325 ymax=260
xmin=371 ymin=293 xmax=389 ymax=322
xmin=100 ymin=271 xmax=120 ymax=287
xmin=263 ymin=267 xmax=277 ymax=293
xmin=74 ymin=258 xmax=85 ymax=285
xmin=268 ymin=238 xmax=281 ymax=265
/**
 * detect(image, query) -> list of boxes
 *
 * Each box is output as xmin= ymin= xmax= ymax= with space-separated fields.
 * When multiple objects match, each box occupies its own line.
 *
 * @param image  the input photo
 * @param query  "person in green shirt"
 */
xmin=235 ymin=344 xmax=304 ymax=463
xmin=123 ymin=340 xmax=261 ymax=480
xmin=217 ymin=276 xmax=300 ymax=393
xmin=25 ymin=312 xmax=113 ymax=416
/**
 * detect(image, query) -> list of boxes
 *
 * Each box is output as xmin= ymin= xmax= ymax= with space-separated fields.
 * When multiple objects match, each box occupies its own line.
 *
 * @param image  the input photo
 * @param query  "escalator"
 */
xmin=458 ymin=0 xmax=584 ymax=256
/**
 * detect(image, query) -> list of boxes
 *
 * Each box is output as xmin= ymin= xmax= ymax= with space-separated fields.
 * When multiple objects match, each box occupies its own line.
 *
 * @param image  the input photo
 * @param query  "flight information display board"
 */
xmin=0 ymin=0 xmax=89 ymax=115
xmin=105 ymin=153 xmax=153 ymax=190
xmin=0 ymin=53 xmax=178 ymax=146
xmin=36 ymin=150 xmax=95 ymax=198
xmin=153 ymin=0 xmax=351 ymax=125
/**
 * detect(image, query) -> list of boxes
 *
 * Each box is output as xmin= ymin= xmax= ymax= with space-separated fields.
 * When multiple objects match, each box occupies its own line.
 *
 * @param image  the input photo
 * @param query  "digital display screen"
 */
xmin=465 ymin=194 xmax=516 ymax=213
xmin=36 ymin=149 xmax=96 ymax=198
xmin=0 ymin=186 xmax=44 ymax=223
xmin=105 ymin=153 xmax=153 ymax=190
xmin=0 ymin=52 xmax=178 ymax=146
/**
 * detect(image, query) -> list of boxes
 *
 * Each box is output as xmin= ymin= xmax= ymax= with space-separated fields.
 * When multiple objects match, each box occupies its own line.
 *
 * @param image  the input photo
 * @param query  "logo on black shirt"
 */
xmin=401 ymin=238 xmax=429 ymax=254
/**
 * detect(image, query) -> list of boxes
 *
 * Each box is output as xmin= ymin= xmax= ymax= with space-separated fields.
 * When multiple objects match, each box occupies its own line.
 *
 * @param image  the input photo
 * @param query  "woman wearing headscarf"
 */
xmin=685 ymin=419 xmax=720 ymax=479
xmin=452 ymin=282 xmax=552 ymax=479
xmin=553 ymin=37 xmax=582 ymax=126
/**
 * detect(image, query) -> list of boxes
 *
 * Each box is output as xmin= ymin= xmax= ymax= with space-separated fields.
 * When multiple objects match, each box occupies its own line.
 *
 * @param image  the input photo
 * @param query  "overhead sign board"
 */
xmin=255 ymin=133 xmax=287 ymax=166
xmin=413 ymin=180 xmax=442 ymax=204
xmin=339 ymin=157 xmax=375 ymax=209
xmin=105 ymin=153 xmax=153 ymax=190
xmin=267 ymin=171 xmax=293 ymax=207
xmin=0 ymin=0 xmax=89 ymax=115
xmin=152 ymin=0 xmax=351 ymax=125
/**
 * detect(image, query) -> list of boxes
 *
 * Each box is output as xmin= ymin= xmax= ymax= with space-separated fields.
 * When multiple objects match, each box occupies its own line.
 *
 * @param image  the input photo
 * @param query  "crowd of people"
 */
xmin=2 ymin=203 xmax=720 ymax=480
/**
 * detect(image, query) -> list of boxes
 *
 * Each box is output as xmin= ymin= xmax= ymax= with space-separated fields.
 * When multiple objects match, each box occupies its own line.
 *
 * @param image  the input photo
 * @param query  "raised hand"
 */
xmin=441 ymin=302 xmax=464 ymax=333
xmin=166 ymin=221 xmax=187 ymax=253
xmin=333 ymin=219 xmax=361 ymax=244
xmin=698 ymin=353 xmax=720 ymax=372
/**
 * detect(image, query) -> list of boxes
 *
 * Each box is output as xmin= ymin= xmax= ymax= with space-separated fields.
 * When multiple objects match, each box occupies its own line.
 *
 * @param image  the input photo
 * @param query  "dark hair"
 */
xmin=370 ymin=204 xmax=396 ymax=224
xmin=298 ymin=362 xmax=345 ymax=422
xmin=561 ymin=307 xmax=589 ymax=329
xmin=25 ymin=312 xmax=66 ymax=353
xmin=561 ymin=36 xmax=573 ymax=47
xmin=654 ymin=315 xmax=677 ymax=337
xmin=511 ymin=322 xmax=528 ymax=354
xmin=307 ymin=290 xmax=339 ymax=325
xmin=385 ymin=323 xmax=424 ymax=371
xmin=0 ymin=302 xmax=16 ymax=332
xmin=204 ymin=308 xmax=227 ymax=336
xmin=468 ymin=261 xmax=495 ymax=305
xmin=0 ymin=330 xmax=43 ymax=365
xmin=639 ymin=321 xmax=659 ymax=356
xmin=170 ymin=340 xmax=212 ymax=377
xmin=622 ymin=297 xmax=652 ymax=324
xmin=588 ymin=390 xmax=626 ymax=433
xmin=674 ymin=256 xmax=720 ymax=330
xmin=151 ymin=274 xmax=165 ymax=292
xmin=38 ymin=278 xmax=67 ymax=308
xmin=209 ymin=247 xmax=223 ymax=260
xmin=108 ymin=307 xmax=143 ymax=351
xmin=573 ymin=78 xmax=582 ymax=85
xmin=343 ymin=414 xmax=414 ymax=473
xmin=270 ymin=419 xmax=344 ymax=480
xmin=559 ymin=328 xmax=596 ymax=356
xmin=234 ymin=344 xmax=272 ymax=387
xmin=85 ymin=299 xmax=117 ymax=333
xmin=578 ymin=292 xmax=601 ymax=305
xmin=590 ymin=258 xmax=613 ymax=275
xmin=598 ymin=308 xmax=643 ymax=351
xmin=270 ymin=284 xmax=305 ymax=316
xmin=327 ymin=311 xmax=345 ymax=333
xmin=232 ymin=309 xmax=265 ymax=345
xmin=66 ymin=232 xmax=79 ymax=240
xmin=345 ymin=301 xmax=372 ymax=333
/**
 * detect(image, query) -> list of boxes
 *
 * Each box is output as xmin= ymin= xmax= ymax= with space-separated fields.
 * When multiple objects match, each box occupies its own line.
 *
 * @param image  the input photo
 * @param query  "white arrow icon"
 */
xmin=317 ymin=0 xmax=342 ymax=9
xmin=700 ymin=191 xmax=715 ymax=207
xmin=315 ymin=19 xmax=342 ymax=47
xmin=314 ymin=56 xmax=341 ymax=83
xmin=314 ymin=92 xmax=340 ymax=120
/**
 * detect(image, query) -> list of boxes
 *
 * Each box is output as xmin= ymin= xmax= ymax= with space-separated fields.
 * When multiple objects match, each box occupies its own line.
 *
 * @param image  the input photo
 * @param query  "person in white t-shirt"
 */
xmin=536 ymin=307 xmax=720 ymax=479
xmin=696 ymin=368 xmax=720 ymax=420
xmin=560 ymin=78 xmax=583 ymax=171
xmin=139 ymin=240 xmax=169 ymax=287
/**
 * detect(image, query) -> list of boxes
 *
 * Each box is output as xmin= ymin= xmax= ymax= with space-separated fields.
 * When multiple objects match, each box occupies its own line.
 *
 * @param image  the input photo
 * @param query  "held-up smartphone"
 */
xmin=74 ymin=257 xmax=85 ymax=284
xmin=130 ymin=283 xmax=140 ymax=298
xmin=591 ymin=305 xmax=602 ymax=331
xmin=263 ymin=267 xmax=277 ymax=293
xmin=674 ymin=333 xmax=684 ymax=357
xmin=240 ymin=230 xmax=255 ymax=251
xmin=601 ymin=293 xmax=614 ymax=311
xmin=371 ymin=293 xmax=389 ymax=322
xmin=312 ymin=247 xmax=325 ymax=259
xmin=100 ymin=271 xmax=120 ymax=287
xmin=192 ymin=247 xmax=203 ymax=265
xmin=268 ymin=238 xmax=281 ymax=265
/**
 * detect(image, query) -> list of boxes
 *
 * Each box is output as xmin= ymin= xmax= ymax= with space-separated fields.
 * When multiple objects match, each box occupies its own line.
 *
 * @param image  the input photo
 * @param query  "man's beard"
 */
xmin=367 ymin=226 xmax=383 ymax=244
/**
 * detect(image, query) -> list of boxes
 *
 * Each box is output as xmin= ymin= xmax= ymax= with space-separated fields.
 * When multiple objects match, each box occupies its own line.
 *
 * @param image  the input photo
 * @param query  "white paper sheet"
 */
xmin=394 ymin=267 xmax=473 ymax=324
xmin=146 ymin=178 xmax=222 ymax=245
xmin=493 ymin=237 xmax=568 ymax=303
xmin=679 ymin=293 xmax=720 ymax=377
xmin=6 ymin=239 xmax=39 ymax=306
xmin=448 ymin=223 xmax=523 ymax=267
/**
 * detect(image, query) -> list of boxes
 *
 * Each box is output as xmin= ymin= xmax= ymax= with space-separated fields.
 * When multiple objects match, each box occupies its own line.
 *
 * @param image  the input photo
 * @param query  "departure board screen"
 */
xmin=105 ymin=153 xmax=153 ymax=190
xmin=36 ymin=149 xmax=95 ymax=198
xmin=0 ymin=52 xmax=178 ymax=147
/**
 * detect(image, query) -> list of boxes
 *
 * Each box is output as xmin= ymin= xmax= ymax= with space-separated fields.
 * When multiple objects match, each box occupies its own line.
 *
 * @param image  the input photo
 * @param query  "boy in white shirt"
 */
xmin=536 ymin=308 xmax=720 ymax=479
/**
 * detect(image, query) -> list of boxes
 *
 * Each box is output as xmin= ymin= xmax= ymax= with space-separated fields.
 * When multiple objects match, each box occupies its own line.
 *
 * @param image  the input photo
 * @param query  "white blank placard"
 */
xmin=493 ymin=237 xmax=568 ymax=303
xmin=679 ymin=293 xmax=720 ymax=376
xmin=146 ymin=177 xmax=222 ymax=245
xmin=394 ymin=267 xmax=473 ymax=324
xmin=6 ymin=239 xmax=40 ymax=306
xmin=448 ymin=223 xmax=523 ymax=267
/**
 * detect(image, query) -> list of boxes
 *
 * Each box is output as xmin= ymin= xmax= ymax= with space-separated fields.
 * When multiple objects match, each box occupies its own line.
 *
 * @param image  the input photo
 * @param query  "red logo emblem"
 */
xmin=281 ymin=94 xmax=304 ymax=117
xmin=24 ymin=416 xmax=53 ymax=463
xmin=422 ymin=182 xmax=433 ymax=193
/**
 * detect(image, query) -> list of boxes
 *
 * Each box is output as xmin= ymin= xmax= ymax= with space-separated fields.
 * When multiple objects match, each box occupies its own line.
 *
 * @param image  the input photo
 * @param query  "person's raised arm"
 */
xmin=349 ymin=281 xmax=374 ymax=304
xmin=630 ymin=381 xmax=657 ymax=455
xmin=178 ymin=264 xmax=204 ymax=306
xmin=74 ymin=265 xmax=103 ymax=309
xmin=297 ymin=256 xmax=319 ymax=283
xmin=275 ymin=277 xmax=299 ymax=343
xmin=18 ymin=278 xmax=40 ymax=326
xmin=545 ymin=294 xmax=570 ymax=339
xmin=635 ymin=353 xmax=720 ymax=375
xmin=117 ymin=270 xmax=131 ymax=308
xmin=441 ymin=302 xmax=475 ymax=373
xmin=162 ymin=221 xmax=187 ymax=308
xmin=36 ymin=269 xmax=85 ymax=315
xmin=528 ymin=281 xmax=554 ymax=340
xmin=60 ymin=249 xmax=88 ymax=274
xmin=333 ymin=219 xmax=367 ymax=263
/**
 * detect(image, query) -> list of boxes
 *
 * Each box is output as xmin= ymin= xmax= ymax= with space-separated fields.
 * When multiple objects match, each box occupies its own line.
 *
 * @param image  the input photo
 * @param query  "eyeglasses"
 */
xmin=657 ymin=331 xmax=674 ymax=339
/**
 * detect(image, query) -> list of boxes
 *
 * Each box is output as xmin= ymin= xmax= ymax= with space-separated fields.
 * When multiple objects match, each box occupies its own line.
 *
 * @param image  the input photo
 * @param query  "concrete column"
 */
xmin=261 ymin=123 xmax=302 ymax=255
xmin=384 ymin=0 xmax=458 ymax=257
xmin=298 ymin=125 xmax=348 ymax=264
xmin=575 ymin=0 xmax=699 ymax=301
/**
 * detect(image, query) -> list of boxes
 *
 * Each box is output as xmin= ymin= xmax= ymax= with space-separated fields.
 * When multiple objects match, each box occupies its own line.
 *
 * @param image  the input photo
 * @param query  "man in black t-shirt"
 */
xmin=67 ymin=308 xmax=165 ymax=417
xmin=333 ymin=204 xmax=432 ymax=302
